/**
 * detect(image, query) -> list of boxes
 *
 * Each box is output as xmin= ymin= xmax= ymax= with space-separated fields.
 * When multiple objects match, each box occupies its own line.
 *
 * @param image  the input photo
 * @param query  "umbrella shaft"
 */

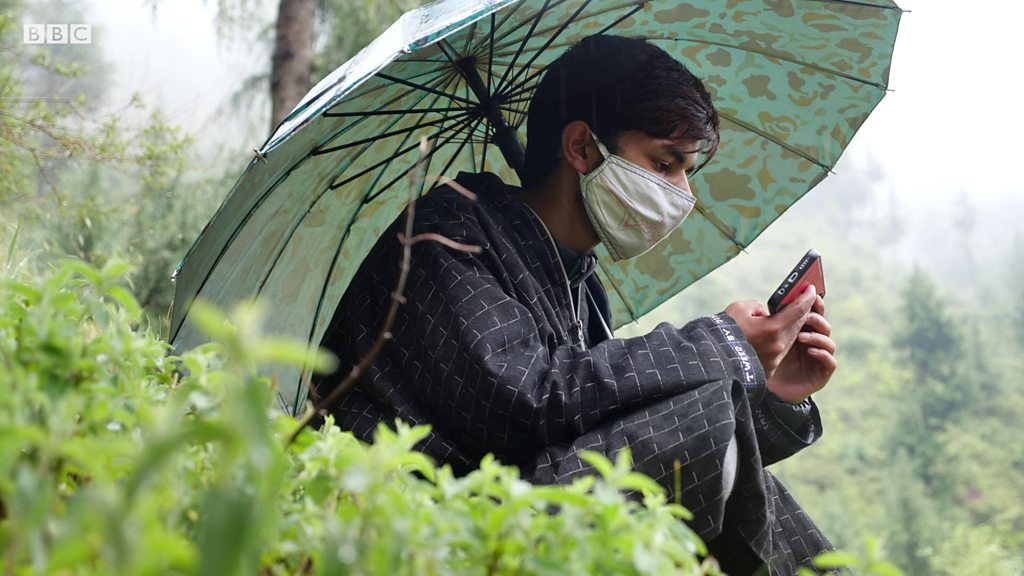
xmin=455 ymin=56 xmax=525 ymax=178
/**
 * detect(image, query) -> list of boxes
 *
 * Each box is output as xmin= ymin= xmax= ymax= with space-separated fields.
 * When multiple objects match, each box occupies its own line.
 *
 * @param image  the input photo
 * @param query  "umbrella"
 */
xmin=169 ymin=0 xmax=902 ymax=415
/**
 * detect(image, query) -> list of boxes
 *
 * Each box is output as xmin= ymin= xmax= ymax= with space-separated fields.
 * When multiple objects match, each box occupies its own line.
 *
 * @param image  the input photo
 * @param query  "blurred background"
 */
xmin=2 ymin=0 xmax=1021 ymax=573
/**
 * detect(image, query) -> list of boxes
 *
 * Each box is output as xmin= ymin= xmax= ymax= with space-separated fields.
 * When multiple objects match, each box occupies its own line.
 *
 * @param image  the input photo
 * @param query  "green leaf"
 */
xmin=813 ymin=550 xmax=859 ymax=569
xmin=620 ymin=472 xmax=665 ymax=496
xmin=100 ymin=258 xmax=133 ymax=281
xmin=60 ymin=259 xmax=103 ymax=286
xmin=198 ymin=485 xmax=258 ymax=576
xmin=185 ymin=298 xmax=234 ymax=342
xmin=579 ymin=450 xmax=615 ymax=479
xmin=105 ymin=285 xmax=142 ymax=321
xmin=250 ymin=339 xmax=337 ymax=373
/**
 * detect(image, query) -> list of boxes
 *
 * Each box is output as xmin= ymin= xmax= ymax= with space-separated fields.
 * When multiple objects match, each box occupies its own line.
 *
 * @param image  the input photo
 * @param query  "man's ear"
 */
xmin=560 ymin=121 xmax=601 ymax=174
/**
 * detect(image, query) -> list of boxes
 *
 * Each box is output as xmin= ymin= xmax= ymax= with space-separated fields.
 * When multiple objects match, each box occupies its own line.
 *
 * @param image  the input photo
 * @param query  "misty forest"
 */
xmin=2 ymin=0 xmax=1022 ymax=574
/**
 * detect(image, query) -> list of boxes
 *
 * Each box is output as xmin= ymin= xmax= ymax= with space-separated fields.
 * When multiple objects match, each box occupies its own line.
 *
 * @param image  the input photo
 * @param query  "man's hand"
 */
xmin=724 ymin=285 xmax=818 ymax=378
xmin=723 ymin=286 xmax=836 ymax=403
xmin=766 ymin=289 xmax=835 ymax=403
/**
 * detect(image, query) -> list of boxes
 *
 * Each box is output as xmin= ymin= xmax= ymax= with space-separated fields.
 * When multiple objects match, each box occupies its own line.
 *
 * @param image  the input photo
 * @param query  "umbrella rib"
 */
xmin=255 ymin=79 xmax=458 ymax=304
xmin=808 ymin=0 xmax=905 ymax=11
xmin=377 ymin=72 xmax=478 ymax=105
xmin=493 ymin=0 xmax=553 ymax=95
xmin=316 ymin=73 xmax=459 ymax=160
xmin=482 ymin=16 xmax=496 ymax=174
xmin=437 ymin=38 xmax=471 ymax=76
xmin=487 ymin=13 xmax=496 ymax=94
xmin=498 ymin=0 xmax=594 ymax=94
xmin=306 ymin=71 xmax=460 ymax=256
xmin=465 ymin=70 xmax=478 ymax=174
xmin=313 ymin=113 xmax=471 ymax=156
xmin=492 ymin=0 xmax=528 ymax=31
xmin=428 ymin=115 xmax=488 ymax=195
xmin=488 ymin=0 xmax=567 ymax=49
xmin=363 ymin=113 xmax=481 ymax=204
xmin=267 ymin=66 xmax=451 ymax=149
xmin=497 ymin=2 xmax=645 ymax=99
xmin=332 ymin=114 xmax=478 ymax=192
xmin=480 ymin=122 xmax=491 ymax=172
xmin=219 ymin=72 xmax=452 ymax=291
xmin=692 ymin=201 xmax=746 ymax=252
xmin=717 ymin=112 xmax=833 ymax=172
xmin=323 ymin=105 xmax=470 ymax=118
xmin=646 ymin=36 xmax=890 ymax=91
xmin=489 ymin=1 xmax=634 ymax=54
xmin=363 ymin=127 xmax=452 ymax=206
xmin=334 ymin=65 xmax=452 ymax=103
xmin=348 ymin=63 xmax=479 ymax=196
xmin=462 ymin=20 xmax=478 ymax=56
xmin=362 ymin=87 xmax=462 ymax=209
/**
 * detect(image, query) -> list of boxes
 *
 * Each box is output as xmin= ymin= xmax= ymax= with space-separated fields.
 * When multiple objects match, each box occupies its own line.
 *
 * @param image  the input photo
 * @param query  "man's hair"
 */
xmin=520 ymin=35 xmax=719 ymax=189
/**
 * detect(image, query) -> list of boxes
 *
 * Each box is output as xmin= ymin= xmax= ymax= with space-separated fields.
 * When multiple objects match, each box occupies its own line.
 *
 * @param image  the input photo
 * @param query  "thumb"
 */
xmin=776 ymin=285 xmax=817 ymax=326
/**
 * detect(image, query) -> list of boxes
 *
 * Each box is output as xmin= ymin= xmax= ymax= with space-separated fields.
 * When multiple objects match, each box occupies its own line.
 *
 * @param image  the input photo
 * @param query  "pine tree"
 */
xmin=1011 ymin=234 xmax=1024 ymax=349
xmin=890 ymin=268 xmax=964 ymax=491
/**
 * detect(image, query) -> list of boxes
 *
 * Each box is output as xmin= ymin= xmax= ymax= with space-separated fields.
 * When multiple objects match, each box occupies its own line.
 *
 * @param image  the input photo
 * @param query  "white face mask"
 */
xmin=579 ymin=135 xmax=696 ymax=261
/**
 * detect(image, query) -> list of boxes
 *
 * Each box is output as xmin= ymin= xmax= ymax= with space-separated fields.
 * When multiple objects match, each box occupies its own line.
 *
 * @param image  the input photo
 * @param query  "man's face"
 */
xmin=603 ymin=129 xmax=702 ymax=193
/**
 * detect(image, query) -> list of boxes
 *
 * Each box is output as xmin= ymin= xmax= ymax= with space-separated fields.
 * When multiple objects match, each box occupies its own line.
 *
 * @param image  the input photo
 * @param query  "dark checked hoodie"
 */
xmin=313 ymin=171 xmax=833 ymax=575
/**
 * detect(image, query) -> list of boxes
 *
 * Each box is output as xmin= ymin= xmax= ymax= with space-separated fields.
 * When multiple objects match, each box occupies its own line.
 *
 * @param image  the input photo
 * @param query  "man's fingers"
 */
xmin=807 ymin=347 xmax=837 ymax=377
xmin=803 ymin=312 xmax=832 ymax=337
xmin=797 ymin=332 xmax=835 ymax=355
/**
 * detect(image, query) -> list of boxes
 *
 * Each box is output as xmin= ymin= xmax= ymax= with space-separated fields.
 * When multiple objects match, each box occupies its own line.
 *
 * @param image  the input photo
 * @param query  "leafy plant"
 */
xmin=1 ymin=259 xmax=733 ymax=575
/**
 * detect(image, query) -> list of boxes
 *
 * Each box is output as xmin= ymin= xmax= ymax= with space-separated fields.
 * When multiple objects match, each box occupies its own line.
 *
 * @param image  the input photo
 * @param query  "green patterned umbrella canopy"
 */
xmin=169 ymin=0 xmax=901 ymax=414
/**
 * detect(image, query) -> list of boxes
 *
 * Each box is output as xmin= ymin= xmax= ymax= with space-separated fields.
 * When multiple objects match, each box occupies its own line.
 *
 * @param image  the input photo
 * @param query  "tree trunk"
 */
xmin=270 ymin=0 xmax=316 ymax=133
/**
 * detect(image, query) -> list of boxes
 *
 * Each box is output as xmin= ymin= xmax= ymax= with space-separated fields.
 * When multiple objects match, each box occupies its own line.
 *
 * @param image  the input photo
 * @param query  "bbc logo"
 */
xmin=23 ymin=24 xmax=92 ymax=45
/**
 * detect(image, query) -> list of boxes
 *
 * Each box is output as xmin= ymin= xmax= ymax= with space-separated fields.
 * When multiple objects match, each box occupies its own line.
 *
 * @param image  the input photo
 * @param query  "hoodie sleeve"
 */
xmin=751 ymin=393 xmax=822 ymax=466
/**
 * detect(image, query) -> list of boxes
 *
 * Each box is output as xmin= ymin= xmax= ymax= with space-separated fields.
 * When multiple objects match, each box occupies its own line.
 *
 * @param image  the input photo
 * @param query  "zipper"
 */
xmin=523 ymin=205 xmax=587 ymax=350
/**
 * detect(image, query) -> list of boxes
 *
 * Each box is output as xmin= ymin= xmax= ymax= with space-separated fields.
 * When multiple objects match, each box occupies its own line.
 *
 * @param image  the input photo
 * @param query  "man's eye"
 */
xmin=653 ymin=160 xmax=670 ymax=173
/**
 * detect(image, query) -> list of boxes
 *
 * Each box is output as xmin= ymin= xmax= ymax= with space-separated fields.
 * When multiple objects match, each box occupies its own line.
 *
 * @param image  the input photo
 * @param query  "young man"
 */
xmin=315 ymin=35 xmax=837 ymax=574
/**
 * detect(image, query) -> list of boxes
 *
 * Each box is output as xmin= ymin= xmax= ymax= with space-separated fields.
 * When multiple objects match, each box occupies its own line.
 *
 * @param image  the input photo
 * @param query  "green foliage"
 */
xmin=894 ymin=268 xmax=962 ymax=386
xmin=796 ymin=539 xmax=902 ymax=576
xmin=0 ymin=2 xmax=228 ymax=336
xmin=1 ymin=259 xmax=734 ymax=575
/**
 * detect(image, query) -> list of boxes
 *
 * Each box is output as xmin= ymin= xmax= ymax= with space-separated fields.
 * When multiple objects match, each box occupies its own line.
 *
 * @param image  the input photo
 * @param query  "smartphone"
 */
xmin=768 ymin=249 xmax=825 ymax=314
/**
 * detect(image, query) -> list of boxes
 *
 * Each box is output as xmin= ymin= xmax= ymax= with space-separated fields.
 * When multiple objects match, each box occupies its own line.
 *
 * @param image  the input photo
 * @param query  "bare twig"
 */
xmin=286 ymin=137 xmax=480 ymax=446
xmin=432 ymin=175 xmax=479 ymax=201
xmin=408 ymin=232 xmax=482 ymax=254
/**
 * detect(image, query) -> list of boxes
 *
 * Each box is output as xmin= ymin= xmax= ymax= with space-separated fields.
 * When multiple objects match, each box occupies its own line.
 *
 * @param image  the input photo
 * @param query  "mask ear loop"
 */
xmin=590 ymin=133 xmax=612 ymax=164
